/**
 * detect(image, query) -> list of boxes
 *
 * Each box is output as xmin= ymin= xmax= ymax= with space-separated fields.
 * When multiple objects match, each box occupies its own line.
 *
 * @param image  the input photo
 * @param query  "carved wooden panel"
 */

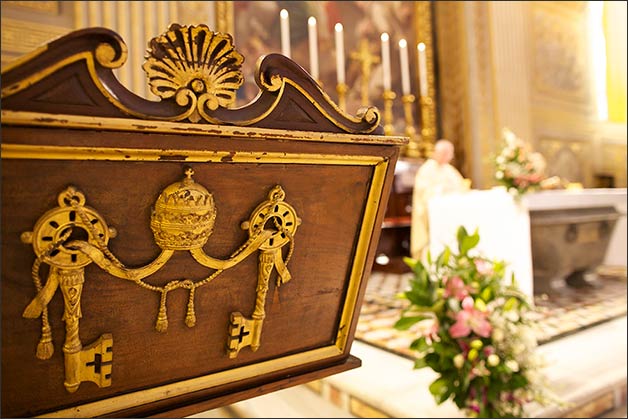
xmin=1 ymin=24 xmax=405 ymax=418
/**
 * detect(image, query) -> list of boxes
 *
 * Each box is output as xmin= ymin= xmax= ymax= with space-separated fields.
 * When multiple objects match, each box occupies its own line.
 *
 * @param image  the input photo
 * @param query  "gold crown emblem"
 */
xmin=150 ymin=168 xmax=216 ymax=250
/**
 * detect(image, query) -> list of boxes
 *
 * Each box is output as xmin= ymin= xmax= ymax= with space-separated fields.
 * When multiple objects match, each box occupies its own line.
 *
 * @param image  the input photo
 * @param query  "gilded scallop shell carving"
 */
xmin=143 ymin=24 xmax=244 ymax=113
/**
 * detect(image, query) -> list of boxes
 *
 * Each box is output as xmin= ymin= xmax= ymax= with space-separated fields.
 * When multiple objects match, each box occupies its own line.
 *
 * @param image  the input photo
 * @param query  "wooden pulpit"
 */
xmin=1 ymin=25 xmax=406 ymax=417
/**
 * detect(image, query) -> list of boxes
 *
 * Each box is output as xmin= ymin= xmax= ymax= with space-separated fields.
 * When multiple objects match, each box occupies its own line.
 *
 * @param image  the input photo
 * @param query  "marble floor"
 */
xmin=356 ymin=270 xmax=627 ymax=359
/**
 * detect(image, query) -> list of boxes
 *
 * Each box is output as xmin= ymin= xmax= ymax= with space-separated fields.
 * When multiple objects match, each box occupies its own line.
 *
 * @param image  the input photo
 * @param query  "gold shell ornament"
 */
xmin=142 ymin=24 xmax=244 ymax=121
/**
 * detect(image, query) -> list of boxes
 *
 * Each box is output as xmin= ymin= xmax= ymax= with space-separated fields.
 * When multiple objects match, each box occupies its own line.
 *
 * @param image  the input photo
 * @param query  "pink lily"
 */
xmin=443 ymin=276 xmax=473 ymax=300
xmin=449 ymin=297 xmax=492 ymax=338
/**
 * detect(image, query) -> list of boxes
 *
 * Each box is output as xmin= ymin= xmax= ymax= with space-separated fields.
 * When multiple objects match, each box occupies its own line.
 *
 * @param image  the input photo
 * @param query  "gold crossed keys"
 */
xmin=21 ymin=168 xmax=301 ymax=393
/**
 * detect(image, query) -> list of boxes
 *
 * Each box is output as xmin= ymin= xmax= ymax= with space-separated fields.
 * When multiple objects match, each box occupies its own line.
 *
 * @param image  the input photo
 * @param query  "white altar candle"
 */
xmin=280 ymin=9 xmax=291 ymax=58
xmin=381 ymin=33 xmax=391 ymax=91
xmin=308 ymin=16 xmax=319 ymax=80
xmin=417 ymin=42 xmax=428 ymax=97
xmin=398 ymin=39 xmax=410 ymax=95
xmin=335 ymin=23 xmax=345 ymax=84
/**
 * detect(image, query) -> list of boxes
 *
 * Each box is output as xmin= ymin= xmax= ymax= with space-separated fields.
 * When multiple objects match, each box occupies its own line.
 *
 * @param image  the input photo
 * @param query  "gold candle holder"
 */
xmin=382 ymin=90 xmax=396 ymax=136
xmin=401 ymin=94 xmax=421 ymax=158
xmin=336 ymin=83 xmax=348 ymax=112
xmin=419 ymin=95 xmax=436 ymax=157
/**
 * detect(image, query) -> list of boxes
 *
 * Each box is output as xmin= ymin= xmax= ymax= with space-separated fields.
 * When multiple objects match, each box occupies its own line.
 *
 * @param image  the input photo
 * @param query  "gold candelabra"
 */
xmin=336 ymin=83 xmax=348 ymax=112
xmin=419 ymin=95 xmax=436 ymax=157
xmin=401 ymin=94 xmax=421 ymax=157
xmin=382 ymin=90 xmax=396 ymax=136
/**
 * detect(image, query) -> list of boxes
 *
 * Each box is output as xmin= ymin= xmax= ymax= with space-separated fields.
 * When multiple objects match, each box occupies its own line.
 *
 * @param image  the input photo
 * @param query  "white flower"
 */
xmin=496 ymin=170 xmax=504 ymax=179
xmin=454 ymin=354 xmax=465 ymax=369
xmin=528 ymin=152 xmax=546 ymax=172
xmin=492 ymin=328 xmax=505 ymax=342
xmin=504 ymin=310 xmax=520 ymax=322
xmin=506 ymin=359 xmax=520 ymax=372
xmin=487 ymin=354 xmax=500 ymax=366
xmin=502 ymin=127 xmax=517 ymax=146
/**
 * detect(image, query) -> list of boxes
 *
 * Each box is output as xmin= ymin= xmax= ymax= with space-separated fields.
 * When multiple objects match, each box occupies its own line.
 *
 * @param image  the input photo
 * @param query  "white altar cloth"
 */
xmin=428 ymin=187 xmax=627 ymax=297
xmin=428 ymin=188 xmax=534 ymax=297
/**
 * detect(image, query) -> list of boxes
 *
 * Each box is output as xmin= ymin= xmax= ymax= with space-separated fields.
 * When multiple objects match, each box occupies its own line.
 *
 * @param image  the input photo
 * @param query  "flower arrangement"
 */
xmin=493 ymin=128 xmax=547 ymax=196
xmin=395 ymin=226 xmax=556 ymax=418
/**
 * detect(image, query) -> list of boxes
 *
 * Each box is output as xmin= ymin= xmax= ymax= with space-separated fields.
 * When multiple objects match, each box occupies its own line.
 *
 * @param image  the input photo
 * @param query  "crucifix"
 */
xmin=350 ymin=39 xmax=380 ymax=107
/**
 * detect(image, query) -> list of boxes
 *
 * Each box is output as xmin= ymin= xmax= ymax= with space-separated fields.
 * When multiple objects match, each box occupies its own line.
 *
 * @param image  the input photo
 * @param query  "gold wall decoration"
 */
xmin=21 ymin=168 xmax=300 ymax=393
xmin=416 ymin=1 xmax=438 ymax=156
xmin=531 ymin=2 xmax=590 ymax=106
xmin=433 ymin=2 xmax=469 ymax=174
xmin=600 ymin=143 xmax=627 ymax=188
xmin=538 ymin=137 xmax=592 ymax=186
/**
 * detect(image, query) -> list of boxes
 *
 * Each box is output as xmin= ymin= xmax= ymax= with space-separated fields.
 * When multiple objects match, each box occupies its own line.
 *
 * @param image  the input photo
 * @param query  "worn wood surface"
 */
xmin=1 ymin=26 xmax=403 ymax=418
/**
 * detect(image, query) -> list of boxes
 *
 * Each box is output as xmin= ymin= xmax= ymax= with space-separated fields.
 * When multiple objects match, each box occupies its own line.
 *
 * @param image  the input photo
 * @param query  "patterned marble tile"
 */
xmin=356 ymin=273 xmax=627 ymax=359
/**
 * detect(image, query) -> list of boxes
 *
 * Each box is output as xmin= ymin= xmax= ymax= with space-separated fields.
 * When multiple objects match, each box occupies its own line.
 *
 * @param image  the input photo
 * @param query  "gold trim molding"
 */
xmin=1 ymin=110 xmax=406 ymax=146
xmin=4 ymin=141 xmax=389 ymax=417
xmin=416 ymin=1 xmax=438 ymax=156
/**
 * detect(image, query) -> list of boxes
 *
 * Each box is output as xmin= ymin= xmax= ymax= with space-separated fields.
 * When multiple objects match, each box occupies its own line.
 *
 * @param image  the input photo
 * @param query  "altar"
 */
xmin=428 ymin=187 xmax=627 ymax=297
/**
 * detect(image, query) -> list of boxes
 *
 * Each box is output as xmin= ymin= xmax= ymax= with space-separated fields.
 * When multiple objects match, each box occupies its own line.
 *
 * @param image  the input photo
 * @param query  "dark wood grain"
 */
xmin=1 ymin=25 xmax=404 ymax=418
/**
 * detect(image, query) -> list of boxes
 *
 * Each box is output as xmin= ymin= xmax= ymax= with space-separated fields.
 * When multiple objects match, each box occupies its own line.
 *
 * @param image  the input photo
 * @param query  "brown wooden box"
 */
xmin=1 ymin=25 xmax=405 ymax=417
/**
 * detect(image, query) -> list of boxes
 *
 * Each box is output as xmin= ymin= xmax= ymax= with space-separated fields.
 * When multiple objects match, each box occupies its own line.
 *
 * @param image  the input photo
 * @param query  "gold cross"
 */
xmin=350 ymin=39 xmax=380 ymax=107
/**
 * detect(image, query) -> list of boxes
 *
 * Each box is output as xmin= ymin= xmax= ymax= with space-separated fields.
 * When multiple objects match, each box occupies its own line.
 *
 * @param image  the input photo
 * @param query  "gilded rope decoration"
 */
xmin=21 ymin=168 xmax=301 ymax=393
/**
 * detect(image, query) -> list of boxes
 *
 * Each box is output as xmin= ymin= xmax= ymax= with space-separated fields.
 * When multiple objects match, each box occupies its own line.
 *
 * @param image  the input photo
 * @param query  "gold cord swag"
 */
xmin=21 ymin=168 xmax=301 ymax=393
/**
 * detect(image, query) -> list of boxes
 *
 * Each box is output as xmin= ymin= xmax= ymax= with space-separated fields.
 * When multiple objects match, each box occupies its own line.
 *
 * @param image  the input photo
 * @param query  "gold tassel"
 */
xmin=155 ymin=291 xmax=168 ymax=332
xmin=185 ymin=288 xmax=196 ymax=328
xmin=36 ymin=313 xmax=54 ymax=360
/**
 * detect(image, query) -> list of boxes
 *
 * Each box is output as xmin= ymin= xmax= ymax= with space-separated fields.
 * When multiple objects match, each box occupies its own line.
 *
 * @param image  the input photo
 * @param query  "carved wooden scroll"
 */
xmin=1 ymin=24 xmax=383 ymax=134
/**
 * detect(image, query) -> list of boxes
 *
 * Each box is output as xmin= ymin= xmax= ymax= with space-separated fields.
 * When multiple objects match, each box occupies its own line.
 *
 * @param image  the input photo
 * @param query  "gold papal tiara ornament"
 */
xmin=21 ymin=167 xmax=301 ymax=394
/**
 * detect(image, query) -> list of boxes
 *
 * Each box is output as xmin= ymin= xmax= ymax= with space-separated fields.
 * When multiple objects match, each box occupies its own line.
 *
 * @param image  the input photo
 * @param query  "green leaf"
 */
xmin=460 ymin=231 xmax=480 ymax=255
xmin=404 ymin=290 xmax=434 ymax=307
xmin=480 ymin=286 xmax=493 ymax=302
xmin=413 ymin=357 xmax=428 ymax=370
xmin=410 ymin=336 xmax=429 ymax=352
xmin=425 ymin=352 xmax=441 ymax=371
xmin=510 ymin=373 xmax=528 ymax=389
xmin=456 ymin=225 xmax=469 ymax=247
xmin=504 ymin=296 xmax=519 ymax=311
xmin=394 ymin=315 xmax=429 ymax=331
xmin=429 ymin=376 xmax=450 ymax=401
xmin=403 ymin=256 xmax=417 ymax=270
xmin=431 ymin=299 xmax=446 ymax=315
xmin=436 ymin=246 xmax=451 ymax=268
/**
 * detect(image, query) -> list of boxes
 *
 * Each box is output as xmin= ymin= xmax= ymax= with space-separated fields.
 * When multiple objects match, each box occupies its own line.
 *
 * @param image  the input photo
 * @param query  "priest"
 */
xmin=410 ymin=139 xmax=469 ymax=260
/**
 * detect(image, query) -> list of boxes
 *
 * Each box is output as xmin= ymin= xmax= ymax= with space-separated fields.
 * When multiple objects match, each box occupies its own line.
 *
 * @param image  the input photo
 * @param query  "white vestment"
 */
xmin=410 ymin=159 xmax=466 ymax=260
